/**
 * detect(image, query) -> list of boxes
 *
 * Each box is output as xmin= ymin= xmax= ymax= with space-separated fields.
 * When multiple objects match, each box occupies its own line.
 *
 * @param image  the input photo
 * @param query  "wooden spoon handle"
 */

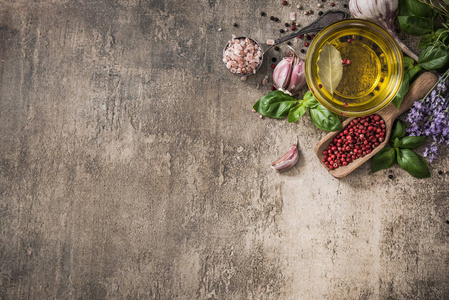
xmin=379 ymin=72 xmax=438 ymax=120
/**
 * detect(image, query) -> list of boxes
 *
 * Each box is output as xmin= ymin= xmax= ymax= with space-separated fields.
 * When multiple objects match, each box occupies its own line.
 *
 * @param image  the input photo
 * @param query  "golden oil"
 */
xmin=305 ymin=20 xmax=403 ymax=117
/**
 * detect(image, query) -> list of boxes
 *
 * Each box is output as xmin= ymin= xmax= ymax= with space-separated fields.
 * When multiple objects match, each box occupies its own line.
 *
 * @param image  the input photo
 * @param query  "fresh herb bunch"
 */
xmin=393 ymin=0 xmax=449 ymax=108
xmin=371 ymin=120 xmax=431 ymax=178
xmin=406 ymin=69 xmax=449 ymax=162
xmin=253 ymin=90 xmax=342 ymax=132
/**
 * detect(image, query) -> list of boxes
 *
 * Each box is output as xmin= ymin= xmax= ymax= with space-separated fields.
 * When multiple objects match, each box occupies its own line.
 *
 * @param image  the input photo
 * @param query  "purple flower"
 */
xmin=406 ymin=72 xmax=449 ymax=162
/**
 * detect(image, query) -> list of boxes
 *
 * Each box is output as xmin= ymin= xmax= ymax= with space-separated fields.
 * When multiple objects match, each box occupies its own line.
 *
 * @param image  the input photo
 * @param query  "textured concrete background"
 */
xmin=0 ymin=0 xmax=448 ymax=299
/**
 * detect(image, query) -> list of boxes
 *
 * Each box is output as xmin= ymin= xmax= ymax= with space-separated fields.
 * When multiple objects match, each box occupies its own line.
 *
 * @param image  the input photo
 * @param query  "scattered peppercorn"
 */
xmin=438 ymin=170 xmax=443 ymax=175
xmin=344 ymin=4 xmax=348 ymax=8
xmin=317 ymin=3 xmax=323 ymax=8
xmin=291 ymin=25 xmax=296 ymax=30
xmin=282 ymin=0 xmax=288 ymax=5
xmin=347 ymin=38 xmax=352 ymax=43
xmin=271 ymin=86 xmax=276 ymax=90
xmin=274 ymin=46 xmax=280 ymax=51
xmin=306 ymin=35 xmax=312 ymax=40
xmin=300 ymin=49 xmax=305 ymax=53
xmin=331 ymin=3 xmax=335 ymax=7
xmin=270 ymin=16 xmax=275 ymax=20
xmin=388 ymin=175 xmax=394 ymax=179
xmin=287 ymin=41 xmax=291 ymax=45
xmin=280 ymin=29 xmax=285 ymax=33
xmin=318 ymin=11 xmax=323 ymax=16
xmin=274 ymin=17 xmax=279 ymax=22
xmin=271 ymin=64 xmax=276 ymax=69
xmin=298 ymin=34 xmax=303 ymax=38
xmin=446 ymin=220 xmax=449 ymax=224
xmin=272 ymin=57 xmax=277 ymax=62
xmin=304 ymin=42 xmax=309 ymax=47
xmin=285 ymin=22 xmax=290 ymax=27
xmin=233 ymin=23 xmax=238 ymax=27
xmin=261 ymin=12 xmax=266 ymax=16
xmin=319 ymin=84 xmax=323 ymax=88
xmin=311 ymin=34 xmax=315 ymax=39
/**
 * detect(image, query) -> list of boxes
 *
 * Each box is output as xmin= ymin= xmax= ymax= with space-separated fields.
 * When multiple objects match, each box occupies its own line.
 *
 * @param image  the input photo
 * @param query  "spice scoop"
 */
xmin=223 ymin=10 xmax=349 ymax=76
xmin=314 ymin=72 xmax=438 ymax=179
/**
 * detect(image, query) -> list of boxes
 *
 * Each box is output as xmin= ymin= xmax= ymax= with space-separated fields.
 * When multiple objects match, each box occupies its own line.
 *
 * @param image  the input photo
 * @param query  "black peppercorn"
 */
xmin=300 ymin=49 xmax=305 ymax=53
xmin=261 ymin=12 xmax=266 ymax=16
xmin=306 ymin=35 xmax=312 ymax=40
xmin=233 ymin=23 xmax=238 ymax=27
xmin=287 ymin=41 xmax=291 ymax=45
xmin=271 ymin=57 xmax=277 ymax=62
xmin=280 ymin=29 xmax=285 ymax=33
xmin=274 ymin=46 xmax=280 ymax=51
xmin=318 ymin=11 xmax=323 ymax=16
xmin=388 ymin=175 xmax=394 ymax=179
xmin=438 ymin=170 xmax=443 ymax=175
xmin=270 ymin=16 xmax=274 ymax=20
xmin=446 ymin=220 xmax=449 ymax=224
xmin=274 ymin=17 xmax=279 ymax=22
xmin=285 ymin=22 xmax=290 ymax=27
xmin=344 ymin=4 xmax=348 ymax=8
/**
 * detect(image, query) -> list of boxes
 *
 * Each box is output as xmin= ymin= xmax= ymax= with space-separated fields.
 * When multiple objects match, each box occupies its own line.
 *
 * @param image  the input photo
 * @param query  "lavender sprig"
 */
xmin=406 ymin=69 xmax=449 ymax=162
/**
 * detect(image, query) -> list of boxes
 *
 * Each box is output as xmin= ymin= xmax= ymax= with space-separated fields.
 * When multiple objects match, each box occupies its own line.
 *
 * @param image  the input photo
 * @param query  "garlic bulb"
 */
xmin=272 ymin=48 xmax=306 ymax=95
xmin=349 ymin=0 xmax=419 ymax=62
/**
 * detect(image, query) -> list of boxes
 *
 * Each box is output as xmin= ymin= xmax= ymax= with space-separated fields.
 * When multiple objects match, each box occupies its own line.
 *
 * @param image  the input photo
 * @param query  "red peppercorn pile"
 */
xmin=322 ymin=114 xmax=386 ymax=170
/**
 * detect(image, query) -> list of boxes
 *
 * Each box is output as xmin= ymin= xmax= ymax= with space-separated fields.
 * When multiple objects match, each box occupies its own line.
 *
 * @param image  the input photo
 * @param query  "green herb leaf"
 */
xmin=394 ymin=137 xmax=401 ymax=149
xmin=398 ymin=16 xmax=433 ymax=35
xmin=403 ymin=56 xmax=415 ymax=69
xmin=392 ymin=73 xmax=410 ymax=109
xmin=371 ymin=147 xmax=396 ymax=173
xmin=288 ymin=103 xmax=308 ymax=123
xmin=253 ymin=90 xmax=298 ymax=119
xmin=303 ymin=91 xmax=318 ymax=107
xmin=398 ymin=136 xmax=427 ymax=149
xmin=393 ymin=65 xmax=421 ymax=109
xmin=405 ymin=0 xmax=434 ymax=17
xmin=309 ymin=103 xmax=342 ymax=132
xmin=396 ymin=148 xmax=431 ymax=178
xmin=390 ymin=120 xmax=407 ymax=142
xmin=317 ymin=44 xmax=343 ymax=95
xmin=418 ymin=46 xmax=449 ymax=70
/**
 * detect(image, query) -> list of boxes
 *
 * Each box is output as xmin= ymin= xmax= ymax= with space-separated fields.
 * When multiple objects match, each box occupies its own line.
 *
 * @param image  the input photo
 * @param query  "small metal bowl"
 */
xmin=222 ymin=36 xmax=264 ymax=77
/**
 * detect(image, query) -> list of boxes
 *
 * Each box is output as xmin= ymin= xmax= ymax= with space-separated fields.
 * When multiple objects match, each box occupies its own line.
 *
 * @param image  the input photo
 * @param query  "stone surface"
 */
xmin=0 ymin=0 xmax=448 ymax=299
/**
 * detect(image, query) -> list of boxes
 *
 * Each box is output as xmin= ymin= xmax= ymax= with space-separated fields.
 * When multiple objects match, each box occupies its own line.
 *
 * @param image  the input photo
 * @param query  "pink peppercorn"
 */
xmin=282 ymin=0 xmax=288 ymax=5
xmin=304 ymin=42 xmax=309 ymax=47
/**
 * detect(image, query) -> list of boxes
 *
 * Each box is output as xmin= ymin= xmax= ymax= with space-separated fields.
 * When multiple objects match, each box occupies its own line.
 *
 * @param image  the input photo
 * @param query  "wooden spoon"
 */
xmin=314 ymin=71 xmax=438 ymax=179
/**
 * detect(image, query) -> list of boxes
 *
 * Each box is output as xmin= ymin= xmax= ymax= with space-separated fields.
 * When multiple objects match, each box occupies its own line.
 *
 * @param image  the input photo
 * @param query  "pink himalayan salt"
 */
xmin=223 ymin=36 xmax=262 ymax=75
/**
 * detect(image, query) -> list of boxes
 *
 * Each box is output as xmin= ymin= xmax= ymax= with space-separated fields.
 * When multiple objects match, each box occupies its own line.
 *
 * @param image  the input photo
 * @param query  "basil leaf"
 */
xmin=390 ymin=120 xmax=406 ymax=143
xmin=398 ymin=136 xmax=427 ymax=149
xmin=288 ymin=103 xmax=308 ymax=123
xmin=398 ymin=16 xmax=433 ymax=35
xmin=397 ymin=148 xmax=431 ymax=178
xmin=418 ymin=46 xmax=449 ymax=70
xmin=405 ymin=0 xmax=434 ymax=17
xmin=418 ymin=34 xmax=435 ymax=49
xmin=392 ymin=73 xmax=410 ymax=109
xmin=403 ymin=56 xmax=415 ymax=69
xmin=371 ymin=147 xmax=396 ymax=173
xmin=393 ymin=137 xmax=401 ymax=149
xmin=309 ymin=103 xmax=342 ymax=132
xmin=303 ymin=91 xmax=318 ymax=107
xmin=253 ymin=90 xmax=298 ymax=119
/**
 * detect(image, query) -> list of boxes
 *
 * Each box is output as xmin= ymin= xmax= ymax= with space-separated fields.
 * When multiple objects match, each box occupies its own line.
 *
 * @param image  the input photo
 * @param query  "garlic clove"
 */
xmin=287 ymin=59 xmax=306 ymax=95
xmin=271 ymin=143 xmax=299 ymax=171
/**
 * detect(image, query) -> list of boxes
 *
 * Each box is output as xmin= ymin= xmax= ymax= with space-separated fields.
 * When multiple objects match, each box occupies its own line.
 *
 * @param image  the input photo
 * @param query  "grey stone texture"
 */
xmin=0 ymin=0 xmax=448 ymax=299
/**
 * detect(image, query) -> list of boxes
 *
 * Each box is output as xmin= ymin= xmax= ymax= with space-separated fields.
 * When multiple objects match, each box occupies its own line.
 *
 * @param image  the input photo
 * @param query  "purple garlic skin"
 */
xmin=349 ymin=0 xmax=418 ymax=62
xmin=272 ymin=49 xmax=306 ymax=95
xmin=271 ymin=143 xmax=299 ymax=171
